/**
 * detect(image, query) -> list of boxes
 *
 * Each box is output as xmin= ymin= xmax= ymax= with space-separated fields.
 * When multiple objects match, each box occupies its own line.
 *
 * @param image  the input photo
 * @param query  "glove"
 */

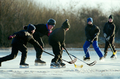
xmin=8 ymin=35 xmax=14 ymax=40
xmin=8 ymin=35 xmax=16 ymax=40
xmin=106 ymin=36 xmax=110 ymax=41
xmin=104 ymin=33 xmax=107 ymax=38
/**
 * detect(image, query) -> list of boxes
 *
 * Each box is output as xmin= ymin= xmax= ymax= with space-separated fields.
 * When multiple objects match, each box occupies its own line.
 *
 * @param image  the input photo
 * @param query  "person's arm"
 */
xmin=28 ymin=37 xmax=43 ymax=50
xmin=109 ymin=24 xmax=116 ymax=37
xmin=92 ymin=26 xmax=100 ymax=40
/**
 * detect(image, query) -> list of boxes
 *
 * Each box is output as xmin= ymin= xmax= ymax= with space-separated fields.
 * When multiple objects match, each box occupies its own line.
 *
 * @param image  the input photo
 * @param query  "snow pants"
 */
xmin=83 ymin=41 xmax=103 ymax=58
xmin=104 ymin=37 xmax=116 ymax=53
xmin=49 ymin=41 xmax=63 ymax=63
xmin=33 ymin=31 xmax=44 ymax=59
xmin=0 ymin=44 xmax=27 ymax=64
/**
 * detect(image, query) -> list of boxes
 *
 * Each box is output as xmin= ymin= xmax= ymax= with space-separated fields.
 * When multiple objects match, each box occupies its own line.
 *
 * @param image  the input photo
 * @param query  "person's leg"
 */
xmin=92 ymin=41 xmax=103 ymax=59
xmin=18 ymin=44 xmax=28 ymax=66
xmin=51 ymin=45 xmax=61 ymax=63
xmin=83 ymin=41 xmax=91 ymax=58
xmin=50 ymin=42 xmax=61 ymax=68
xmin=33 ymin=32 xmax=46 ymax=64
xmin=104 ymin=40 xmax=109 ymax=58
xmin=109 ymin=37 xmax=117 ymax=58
xmin=0 ymin=45 xmax=18 ymax=66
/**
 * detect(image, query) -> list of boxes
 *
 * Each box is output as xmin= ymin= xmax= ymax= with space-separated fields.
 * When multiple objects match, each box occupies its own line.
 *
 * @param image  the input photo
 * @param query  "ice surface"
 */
xmin=0 ymin=48 xmax=120 ymax=79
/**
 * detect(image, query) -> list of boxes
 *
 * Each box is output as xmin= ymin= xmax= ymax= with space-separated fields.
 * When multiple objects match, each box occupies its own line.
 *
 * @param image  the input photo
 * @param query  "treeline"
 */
xmin=1 ymin=0 xmax=120 ymax=47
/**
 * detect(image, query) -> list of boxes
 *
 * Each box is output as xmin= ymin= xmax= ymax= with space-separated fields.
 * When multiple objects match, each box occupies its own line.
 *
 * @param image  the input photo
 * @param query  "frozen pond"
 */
xmin=0 ymin=48 xmax=120 ymax=79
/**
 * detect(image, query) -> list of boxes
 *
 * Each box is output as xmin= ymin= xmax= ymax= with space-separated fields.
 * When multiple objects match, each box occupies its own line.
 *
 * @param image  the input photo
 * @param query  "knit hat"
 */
xmin=87 ymin=17 xmax=93 ymax=23
xmin=109 ymin=15 xmax=114 ymax=20
xmin=27 ymin=24 xmax=36 ymax=32
xmin=61 ymin=19 xmax=70 ymax=29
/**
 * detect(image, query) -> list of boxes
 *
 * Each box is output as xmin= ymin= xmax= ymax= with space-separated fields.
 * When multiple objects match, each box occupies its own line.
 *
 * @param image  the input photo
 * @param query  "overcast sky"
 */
xmin=33 ymin=0 xmax=120 ymax=15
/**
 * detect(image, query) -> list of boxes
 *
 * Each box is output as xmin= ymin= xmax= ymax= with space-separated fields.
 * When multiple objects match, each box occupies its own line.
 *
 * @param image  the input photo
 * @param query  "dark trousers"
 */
xmin=49 ymin=41 xmax=63 ymax=63
xmin=104 ymin=37 xmax=116 ymax=53
xmin=0 ymin=44 xmax=27 ymax=64
xmin=33 ymin=32 xmax=43 ymax=59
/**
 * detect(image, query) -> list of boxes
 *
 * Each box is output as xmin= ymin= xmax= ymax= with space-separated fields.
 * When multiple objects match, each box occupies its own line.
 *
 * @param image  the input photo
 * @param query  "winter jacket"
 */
xmin=85 ymin=24 xmax=100 ymax=41
xmin=103 ymin=21 xmax=116 ymax=38
xmin=24 ymin=24 xmax=50 ymax=37
xmin=11 ymin=30 xmax=41 ymax=48
xmin=49 ymin=27 xmax=66 ymax=48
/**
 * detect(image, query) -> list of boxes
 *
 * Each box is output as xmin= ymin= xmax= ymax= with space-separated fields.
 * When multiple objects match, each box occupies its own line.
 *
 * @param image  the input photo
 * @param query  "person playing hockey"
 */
xmin=0 ymin=24 xmax=43 ymax=68
xmin=103 ymin=15 xmax=117 ymax=58
xmin=83 ymin=17 xmax=103 ymax=61
xmin=24 ymin=18 xmax=56 ymax=66
xmin=49 ymin=19 xmax=70 ymax=68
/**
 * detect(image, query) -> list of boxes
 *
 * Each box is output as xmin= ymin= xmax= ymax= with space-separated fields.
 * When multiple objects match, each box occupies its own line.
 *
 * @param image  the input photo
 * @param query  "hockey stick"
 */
xmin=69 ymin=53 xmax=97 ymax=66
xmin=84 ymin=37 xmax=97 ymax=58
xmin=106 ymin=39 xmax=117 ymax=58
xmin=64 ymin=48 xmax=83 ymax=68
xmin=43 ymin=50 xmax=76 ymax=64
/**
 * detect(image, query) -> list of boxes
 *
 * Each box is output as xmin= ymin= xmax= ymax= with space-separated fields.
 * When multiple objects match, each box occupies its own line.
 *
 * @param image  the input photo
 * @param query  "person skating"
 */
xmin=0 ymin=24 xmax=43 ymax=68
xmin=83 ymin=17 xmax=103 ymax=61
xmin=49 ymin=19 xmax=70 ymax=68
xmin=103 ymin=15 xmax=117 ymax=58
xmin=24 ymin=19 xmax=56 ymax=66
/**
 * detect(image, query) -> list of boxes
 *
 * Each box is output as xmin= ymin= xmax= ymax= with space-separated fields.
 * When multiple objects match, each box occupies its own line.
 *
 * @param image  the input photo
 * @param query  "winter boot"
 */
xmin=111 ymin=51 xmax=117 ymax=59
xmin=35 ymin=58 xmax=46 ymax=66
xmin=50 ymin=62 xmax=60 ymax=68
xmin=99 ymin=57 xmax=104 ymax=61
xmin=58 ymin=61 xmax=66 ymax=68
xmin=104 ymin=53 xmax=107 ymax=58
xmin=83 ymin=57 xmax=90 ymax=61
xmin=110 ymin=54 xmax=117 ymax=59
xmin=20 ymin=63 xmax=29 ymax=68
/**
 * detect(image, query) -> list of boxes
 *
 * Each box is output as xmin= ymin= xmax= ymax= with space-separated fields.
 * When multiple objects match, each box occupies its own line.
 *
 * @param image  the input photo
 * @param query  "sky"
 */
xmin=33 ymin=0 xmax=120 ymax=15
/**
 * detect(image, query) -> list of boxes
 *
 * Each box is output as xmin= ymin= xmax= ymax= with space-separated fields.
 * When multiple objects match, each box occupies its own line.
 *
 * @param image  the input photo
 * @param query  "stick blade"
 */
xmin=87 ymin=61 xmax=97 ymax=66
xmin=74 ymin=64 xmax=83 ymax=68
xmin=68 ymin=58 xmax=77 ymax=64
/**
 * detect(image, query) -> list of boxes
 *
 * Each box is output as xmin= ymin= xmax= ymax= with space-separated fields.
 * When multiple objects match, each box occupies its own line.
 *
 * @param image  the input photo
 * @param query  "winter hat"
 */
xmin=47 ymin=18 xmax=56 ymax=26
xmin=62 ymin=19 xmax=70 ymax=29
xmin=87 ymin=17 xmax=93 ymax=23
xmin=27 ymin=24 xmax=36 ymax=32
xmin=109 ymin=15 xmax=114 ymax=20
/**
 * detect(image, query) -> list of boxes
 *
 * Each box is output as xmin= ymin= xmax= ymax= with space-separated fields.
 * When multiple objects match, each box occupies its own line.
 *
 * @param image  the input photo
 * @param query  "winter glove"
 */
xmin=104 ymin=33 xmax=107 ymax=38
xmin=8 ymin=35 xmax=16 ymax=40
xmin=88 ymin=39 xmax=93 ymax=44
xmin=106 ymin=36 xmax=110 ymax=41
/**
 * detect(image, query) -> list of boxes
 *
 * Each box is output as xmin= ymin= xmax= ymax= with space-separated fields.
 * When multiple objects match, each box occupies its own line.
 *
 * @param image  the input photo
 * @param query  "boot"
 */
xmin=111 ymin=51 xmax=117 ymax=59
xmin=110 ymin=54 xmax=117 ymax=59
xmin=99 ymin=57 xmax=104 ymax=60
xmin=58 ymin=60 xmax=66 ymax=68
xmin=50 ymin=62 xmax=60 ymax=68
xmin=83 ymin=56 xmax=90 ymax=61
xmin=35 ymin=58 xmax=46 ymax=66
xmin=20 ymin=63 xmax=29 ymax=68
xmin=104 ymin=53 xmax=107 ymax=58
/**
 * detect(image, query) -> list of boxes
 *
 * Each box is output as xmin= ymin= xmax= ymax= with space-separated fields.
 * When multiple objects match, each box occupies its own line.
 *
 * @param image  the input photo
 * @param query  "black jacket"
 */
xmin=85 ymin=24 xmax=100 ymax=41
xmin=103 ymin=21 xmax=116 ymax=38
xmin=11 ymin=30 xmax=41 ymax=48
xmin=49 ymin=27 xmax=66 ymax=47
xmin=24 ymin=24 xmax=49 ymax=37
